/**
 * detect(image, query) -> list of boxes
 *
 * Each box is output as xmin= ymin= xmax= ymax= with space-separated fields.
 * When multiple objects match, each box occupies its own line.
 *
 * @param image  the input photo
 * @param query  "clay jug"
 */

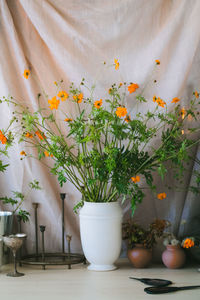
xmin=162 ymin=245 xmax=186 ymax=269
xmin=127 ymin=244 xmax=152 ymax=268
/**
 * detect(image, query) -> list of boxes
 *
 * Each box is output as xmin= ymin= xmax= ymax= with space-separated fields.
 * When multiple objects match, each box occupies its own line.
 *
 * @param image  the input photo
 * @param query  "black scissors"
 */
xmin=129 ymin=277 xmax=172 ymax=287
xmin=144 ymin=285 xmax=200 ymax=294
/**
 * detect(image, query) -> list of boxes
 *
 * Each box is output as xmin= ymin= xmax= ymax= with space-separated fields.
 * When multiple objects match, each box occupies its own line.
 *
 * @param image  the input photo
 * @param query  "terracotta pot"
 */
xmin=162 ymin=245 xmax=186 ymax=269
xmin=127 ymin=244 xmax=152 ymax=268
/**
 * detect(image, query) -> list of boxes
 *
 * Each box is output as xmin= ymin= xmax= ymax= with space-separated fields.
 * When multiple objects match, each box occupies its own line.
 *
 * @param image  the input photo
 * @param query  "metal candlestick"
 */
xmin=60 ymin=193 xmax=66 ymax=254
xmin=39 ymin=225 xmax=46 ymax=270
xmin=66 ymin=235 xmax=72 ymax=269
xmin=32 ymin=203 xmax=39 ymax=256
xmin=20 ymin=193 xmax=85 ymax=269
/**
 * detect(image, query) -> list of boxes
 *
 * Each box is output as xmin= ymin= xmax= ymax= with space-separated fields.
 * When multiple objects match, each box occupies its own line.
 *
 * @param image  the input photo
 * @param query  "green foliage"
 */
xmin=0 ymin=180 xmax=41 ymax=222
xmin=1 ymin=77 xmax=200 ymax=214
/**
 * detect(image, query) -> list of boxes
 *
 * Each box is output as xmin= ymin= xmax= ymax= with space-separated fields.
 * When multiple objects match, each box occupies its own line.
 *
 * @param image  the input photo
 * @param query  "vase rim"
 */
xmin=0 ymin=211 xmax=13 ymax=216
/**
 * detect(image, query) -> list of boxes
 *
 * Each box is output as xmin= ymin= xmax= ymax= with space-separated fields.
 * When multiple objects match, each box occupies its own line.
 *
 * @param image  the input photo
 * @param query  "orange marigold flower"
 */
xmin=0 ymin=130 xmax=7 ymax=144
xmin=57 ymin=91 xmax=69 ymax=101
xmin=155 ymin=60 xmax=160 ymax=65
xmin=48 ymin=96 xmax=60 ymax=110
xmin=131 ymin=176 xmax=140 ymax=183
xmin=125 ymin=115 xmax=131 ymax=122
xmin=153 ymin=95 xmax=157 ymax=102
xmin=73 ymin=93 xmax=83 ymax=103
xmin=116 ymin=107 xmax=127 ymax=118
xmin=157 ymin=192 xmax=167 ymax=200
xmin=20 ymin=151 xmax=26 ymax=156
xmin=194 ymin=91 xmax=199 ymax=98
xmin=156 ymin=97 xmax=166 ymax=108
xmin=94 ymin=99 xmax=103 ymax=109
xmin=25 ymin=132 xmax=33 ymax=138
xmin=128 ymin=83 xmax=139 ymax=94
xmin=171 ymin=97 xmax=180 ymax=103
xmin=35 ymin=130 xmax=46 ymax=140
xmin=114 ymin=59 xmax=119 ymax=70
xmin=65 ymin=118 xmax=72 ymax=122
xmin=23 ymin=69 xmax=30 ymax=79
xmin=182 ymin=238 xmax=195 ymax=249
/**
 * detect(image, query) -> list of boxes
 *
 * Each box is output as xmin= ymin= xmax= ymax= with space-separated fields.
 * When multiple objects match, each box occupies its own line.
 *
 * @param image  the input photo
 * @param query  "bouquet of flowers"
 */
xmin=1 ymin=59 xmax=200 ymax=213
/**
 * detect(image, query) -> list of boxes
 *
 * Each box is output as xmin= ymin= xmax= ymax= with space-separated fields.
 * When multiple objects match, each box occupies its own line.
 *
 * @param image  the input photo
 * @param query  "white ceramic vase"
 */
xmin=79 ymin=201 xmax=123 ymax=271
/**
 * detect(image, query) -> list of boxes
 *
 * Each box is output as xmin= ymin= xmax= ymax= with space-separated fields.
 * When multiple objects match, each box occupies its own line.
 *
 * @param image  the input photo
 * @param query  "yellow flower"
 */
xmin=23 ymin=69 xmax=30 ymax=79
xmin=119 ymin=82 xmax=123 ymax=87
xmin=73 ymin=93 xmax=83 ymax=103
xmin=194 ymin=91 xmax=199 ymax=98
xmin=94 ymin=99 xmax=103 ymax=109
xmin=182 ymin=238 xmax=195 ymax=249
xmin=131 ymin=176 xmax=140 ymax=183
xmin=114 ymin=59 xmax=119 ymax=70
xmin=65 ymin=118 xmax=72 ymax=122
xmin=20 ymin=151 xmax=26 ymax=156
xmin=155 ymin=60 xmax=160 ymax=65
xmin=108 ymin=88 xmax=112 ymax=94
xmin=115 ymin=107 xmax=127 ymax=118
xmin=128 ymin=83 xmax=139 ymax=94
xmin=156 ymin=97 xmax=166 ymax=108
xmin=171 ymin=97 xmax=180 ymax=103
xmin=57 ymin=91 xmax=69 ymax=101
xmin=157 ymin=192 xmax=166 ymax=200
xmin=48 ymin=96 xmax=60 ymax=110
xmin=25 ymin=132 xmax=33 ymax=138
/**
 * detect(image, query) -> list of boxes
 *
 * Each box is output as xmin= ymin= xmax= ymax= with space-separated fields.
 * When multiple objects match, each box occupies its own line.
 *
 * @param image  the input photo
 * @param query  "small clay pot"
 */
xmin=162 ymin=245 xmax=186 ymax=269
xmin=127 ymin=244 xmax=152 ymax=268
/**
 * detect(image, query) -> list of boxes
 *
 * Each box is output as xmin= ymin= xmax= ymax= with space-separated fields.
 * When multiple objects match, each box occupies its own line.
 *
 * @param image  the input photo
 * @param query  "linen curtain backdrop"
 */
xmin=0 ymin=0 xmax=200 ymax=257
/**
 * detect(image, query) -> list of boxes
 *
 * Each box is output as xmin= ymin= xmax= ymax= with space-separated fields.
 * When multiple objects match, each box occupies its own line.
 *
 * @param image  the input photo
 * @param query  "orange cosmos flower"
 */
xmin=128 ymin=83 xmax=139 ymax=94
xmin=65 ymin=118 xmax=72 ymax=122
xmin=48 ymin=96 xmax=60 ymax=110
xmin=155 ymin=60 xmax=160 ymax=65
xmin=20 ymin=151 xmax=26 ymax=156
xmin=23 ymin=69 xmax=30 ymax=79
xmin=73 ymin=93 xmax=83 ymax=103
xmin=116 ymin=107 xmax=127 ymax=118
xmin=44 ymin=151 xmax=50 ymax=157
xmin=25 ymin=132 xmax=33 ymax=138
xmin=125 ymin=115 xmax=131 ymax=122
xmin=171 ymin=97 xmax=180 ymax=103
xmin=35 ymin=130 xmax=46 ymax=140
xmin=194 ymin=91 xmax=199 ymax=98
xmin=153 ymin=95 xmax=157 ymax=102
xmin=157 ymin=192 xmax=167 ymax=200
xmin=114 ymin=59 xmax=119 ymax=70
xmin=94 ymin=99 xmax=103 ymax=109
xmin=0 ymin=130 xmax=7 ymax=144
xmin=131 ymin=176 xmax=140 ymax=183
xmin=156 ymin=97 xmax=166 ymax=108
xmin=180 ymin=108 xmax=186 ymax=119
xmin=57 ymin=91 xmax=69 ymax=101
xmin=182 ymin=238 xmax=195 ymax=249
